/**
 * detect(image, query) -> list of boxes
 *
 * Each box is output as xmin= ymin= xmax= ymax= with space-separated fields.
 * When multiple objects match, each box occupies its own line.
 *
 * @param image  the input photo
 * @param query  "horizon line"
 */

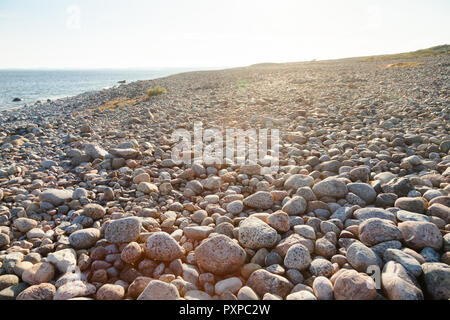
xmin=0 ymin=66 xmax=231 ymax=71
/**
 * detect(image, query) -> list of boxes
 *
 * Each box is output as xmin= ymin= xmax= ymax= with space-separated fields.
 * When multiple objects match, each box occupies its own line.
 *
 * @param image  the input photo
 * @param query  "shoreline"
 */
xmin=0 ymin=86 xmax=116 ymax=112
xmin=0 ymin=67 xmax=224 ymax=111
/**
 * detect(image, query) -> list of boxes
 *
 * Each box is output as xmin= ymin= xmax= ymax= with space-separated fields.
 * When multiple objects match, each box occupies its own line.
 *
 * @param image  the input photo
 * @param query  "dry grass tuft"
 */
xmin=90 ymin=97 xmax=143 ymax=112
xmin=382 ymin=62 xmax=424 ymax=69
xmin=87 ymin=86 xmax=167 ymax=112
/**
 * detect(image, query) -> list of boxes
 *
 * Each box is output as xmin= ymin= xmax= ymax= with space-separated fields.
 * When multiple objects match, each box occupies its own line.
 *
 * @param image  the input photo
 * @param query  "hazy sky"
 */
xmin=1 ymin=0 xmax=449 ymax=69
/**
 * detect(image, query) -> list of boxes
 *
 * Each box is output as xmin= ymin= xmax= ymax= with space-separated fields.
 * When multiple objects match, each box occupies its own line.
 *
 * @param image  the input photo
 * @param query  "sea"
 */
xmin=0 ymin=68 xmax=210 ymax=110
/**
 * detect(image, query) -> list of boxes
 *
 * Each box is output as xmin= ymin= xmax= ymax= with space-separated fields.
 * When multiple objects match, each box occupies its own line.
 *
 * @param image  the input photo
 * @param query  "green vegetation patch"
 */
xmin=147 ymin=86 xmax=167 ymax=98
xmin=235 ymin=80 xmax=247 ymax=93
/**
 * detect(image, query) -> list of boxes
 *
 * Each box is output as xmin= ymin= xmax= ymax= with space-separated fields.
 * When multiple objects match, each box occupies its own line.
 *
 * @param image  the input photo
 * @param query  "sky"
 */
xmin=0 ymin=0 xmax=449 ymax=69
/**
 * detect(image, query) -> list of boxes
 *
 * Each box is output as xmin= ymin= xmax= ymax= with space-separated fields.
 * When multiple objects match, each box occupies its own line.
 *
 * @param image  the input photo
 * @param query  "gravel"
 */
xmin=0 ymin=54 xmax=449 ymax=300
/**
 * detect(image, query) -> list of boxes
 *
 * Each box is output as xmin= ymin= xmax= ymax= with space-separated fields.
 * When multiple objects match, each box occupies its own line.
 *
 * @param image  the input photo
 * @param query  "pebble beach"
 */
xmin=0 ymin=54 xmax=449 ymax=300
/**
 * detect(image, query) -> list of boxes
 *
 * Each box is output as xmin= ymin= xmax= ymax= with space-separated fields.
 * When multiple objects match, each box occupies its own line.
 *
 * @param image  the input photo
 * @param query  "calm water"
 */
xmin=0 ymin=68 xmax=204 ymax=109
